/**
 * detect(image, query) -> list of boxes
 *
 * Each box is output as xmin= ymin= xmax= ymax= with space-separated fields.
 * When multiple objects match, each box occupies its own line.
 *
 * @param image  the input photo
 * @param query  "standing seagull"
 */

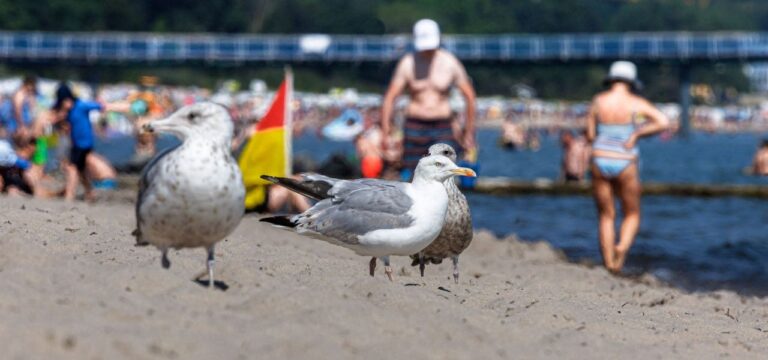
xmin=410 ymin=143 xmax=473 ymax=283
xmin=260 ymin=155 xmax=475 ymax=281
xmin=133 ymin=102 xmax=245 ymax=288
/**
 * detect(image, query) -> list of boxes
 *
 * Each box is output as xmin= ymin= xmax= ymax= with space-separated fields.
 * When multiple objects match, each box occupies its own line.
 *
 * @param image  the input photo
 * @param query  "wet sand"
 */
xmin=1 ymin=195 xmax=767 ymax=359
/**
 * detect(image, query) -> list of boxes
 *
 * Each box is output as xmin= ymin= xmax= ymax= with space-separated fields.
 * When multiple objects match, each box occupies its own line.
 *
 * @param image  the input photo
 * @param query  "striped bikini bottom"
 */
xmin=592 ymin=136 xmax=638 ymax=178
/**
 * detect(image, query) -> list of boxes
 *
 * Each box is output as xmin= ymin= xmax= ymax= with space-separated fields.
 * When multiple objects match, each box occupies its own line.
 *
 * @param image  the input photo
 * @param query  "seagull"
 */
xmin=409 ymin=143 xmax=473 ymax=283
xmin=133 ymin=102 xmax=245 ymax=288
xmin=260 ymin=155 xmax=476 ymax=281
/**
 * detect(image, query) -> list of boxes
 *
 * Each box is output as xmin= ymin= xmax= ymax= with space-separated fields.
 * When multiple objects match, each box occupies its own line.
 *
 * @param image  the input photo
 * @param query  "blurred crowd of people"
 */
xmin=4 ymin=18 xmax=768 ymax=280
xmin=4 ymin=68 xmax=768 ymax=202
xmin=0 ymin=77 xmax=130 ymax=201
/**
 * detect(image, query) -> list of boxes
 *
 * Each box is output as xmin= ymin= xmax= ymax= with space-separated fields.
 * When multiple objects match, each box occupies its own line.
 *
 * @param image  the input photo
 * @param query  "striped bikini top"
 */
xmin=592 ymin=114 xmax=639 ymax=160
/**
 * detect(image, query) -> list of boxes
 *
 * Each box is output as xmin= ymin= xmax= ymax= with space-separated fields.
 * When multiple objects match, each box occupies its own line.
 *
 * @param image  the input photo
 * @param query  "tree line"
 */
xmin=0 ymin=0 xmax=764 ymax=100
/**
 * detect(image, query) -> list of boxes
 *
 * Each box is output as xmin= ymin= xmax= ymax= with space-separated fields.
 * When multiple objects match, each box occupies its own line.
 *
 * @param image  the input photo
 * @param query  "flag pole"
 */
xmin=284 ymin=66 xmax=293 ymax=177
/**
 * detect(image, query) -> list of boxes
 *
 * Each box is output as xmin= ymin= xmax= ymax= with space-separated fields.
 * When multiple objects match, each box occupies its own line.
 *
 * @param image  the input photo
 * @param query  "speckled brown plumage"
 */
xmin=419 ymin=178 xmax=472 ymax=260
xmin=410 ymin=144 xmax=473 ymax=283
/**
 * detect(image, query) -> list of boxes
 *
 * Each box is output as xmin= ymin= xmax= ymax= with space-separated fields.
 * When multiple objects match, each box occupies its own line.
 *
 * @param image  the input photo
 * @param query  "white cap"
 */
xmin=607 ymin=61 xmax=637 ymax=82
xmin=413 ymin=19 xmax=440 ymax=51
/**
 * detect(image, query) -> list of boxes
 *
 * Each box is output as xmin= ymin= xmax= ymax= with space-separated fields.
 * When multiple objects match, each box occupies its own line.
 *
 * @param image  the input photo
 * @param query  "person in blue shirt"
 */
xmin=53 ymin=83 xmax=129 ymax=201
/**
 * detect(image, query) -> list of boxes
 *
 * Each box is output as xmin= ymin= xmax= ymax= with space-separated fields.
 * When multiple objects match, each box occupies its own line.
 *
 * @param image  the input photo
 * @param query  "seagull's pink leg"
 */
xmin=382 ymin=256 xmax=393 ymax=282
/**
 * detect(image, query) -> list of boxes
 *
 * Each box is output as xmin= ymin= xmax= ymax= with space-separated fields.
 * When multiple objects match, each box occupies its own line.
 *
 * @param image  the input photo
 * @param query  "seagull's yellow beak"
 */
xmin=450 ymin=167 xmax=477 ymax=177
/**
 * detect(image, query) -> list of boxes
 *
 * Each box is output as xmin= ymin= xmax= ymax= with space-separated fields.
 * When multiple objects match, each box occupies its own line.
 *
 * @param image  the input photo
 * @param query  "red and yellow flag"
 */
xmin=238 ymin=71 xmax=293 ymax=209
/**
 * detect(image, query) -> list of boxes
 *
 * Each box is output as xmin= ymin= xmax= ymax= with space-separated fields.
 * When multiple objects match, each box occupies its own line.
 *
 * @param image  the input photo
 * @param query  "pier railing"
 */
xmin=2 ymin=31 xmax=768 ymax=63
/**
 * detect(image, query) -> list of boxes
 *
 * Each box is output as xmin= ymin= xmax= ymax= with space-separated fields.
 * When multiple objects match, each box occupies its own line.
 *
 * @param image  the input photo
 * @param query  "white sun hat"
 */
xmin=604 ymin=61 xmax=641 ymax=89
xmin=413 ymin=19 xmax=440 ymax=51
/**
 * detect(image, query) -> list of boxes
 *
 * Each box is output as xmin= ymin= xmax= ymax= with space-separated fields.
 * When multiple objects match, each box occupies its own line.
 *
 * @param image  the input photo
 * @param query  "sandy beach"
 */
xmin=1 ymin=194 xmax=767 ymax=359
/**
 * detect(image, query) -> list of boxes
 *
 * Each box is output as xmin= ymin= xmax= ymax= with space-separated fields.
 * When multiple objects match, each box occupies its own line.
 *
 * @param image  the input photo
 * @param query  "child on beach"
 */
xmin=52 ymin=83 xmax=129 ymax=201
xmin=0 ymin=134 xmax=35 ymax=196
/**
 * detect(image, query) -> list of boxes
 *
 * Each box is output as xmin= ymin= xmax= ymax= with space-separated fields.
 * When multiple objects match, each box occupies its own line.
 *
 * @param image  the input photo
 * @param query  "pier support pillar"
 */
xmin=679 ymin=64 xmax=692 ymax=138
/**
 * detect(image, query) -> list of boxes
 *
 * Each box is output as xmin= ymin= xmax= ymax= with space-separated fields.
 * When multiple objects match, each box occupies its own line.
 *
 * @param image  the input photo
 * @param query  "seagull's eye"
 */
xmin=443 ymin=150 xmax=451 ymax=156
xmin=187 ymin=112 xmax=199 ymax=122
xmin=435 ymin=162 xmax=444 ymax=168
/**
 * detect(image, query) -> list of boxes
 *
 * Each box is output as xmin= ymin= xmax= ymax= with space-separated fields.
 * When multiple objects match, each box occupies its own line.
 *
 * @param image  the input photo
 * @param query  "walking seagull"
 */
xmin=260 ymin=154 xmax=476 ymax=281
xmin=133 ymin=102 xmax=245 ymax=288
xmin=409 ymin=143 xmax=473 ymax=283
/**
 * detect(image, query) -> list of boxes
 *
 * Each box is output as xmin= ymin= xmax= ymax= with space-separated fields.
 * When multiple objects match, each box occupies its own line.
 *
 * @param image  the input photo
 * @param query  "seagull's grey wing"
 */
xmin=134 ymin=144 xmax=180 ymax=244
xmin=264 ymin=172 xmax=405 ymax=203
xmin=294 ymin=181 xmax=414 ymax=244
xmin=326 ymin=178 xmax=407 ymax=204
xmin=301 ymin=173 xmax=342 ymax=187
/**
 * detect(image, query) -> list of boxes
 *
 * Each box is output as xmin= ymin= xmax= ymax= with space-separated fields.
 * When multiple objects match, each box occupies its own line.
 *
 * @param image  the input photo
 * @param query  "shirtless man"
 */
xmin=355 ymin=113 xmax=385 ymax=178
xmin=10 ymin=76 xmax=37 ymax=136
xmin=560 ymin=130 xmax=591 ymax=182
xmin=381 ymin=19 xmax=476 ymax=178
xmin=752 ymin=139 xmax=768 ymax=176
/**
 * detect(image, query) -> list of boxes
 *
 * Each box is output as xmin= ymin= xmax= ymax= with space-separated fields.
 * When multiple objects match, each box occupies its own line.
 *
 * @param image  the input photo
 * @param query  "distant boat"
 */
xmin=321 ymin=108 xmax=364 ymax=141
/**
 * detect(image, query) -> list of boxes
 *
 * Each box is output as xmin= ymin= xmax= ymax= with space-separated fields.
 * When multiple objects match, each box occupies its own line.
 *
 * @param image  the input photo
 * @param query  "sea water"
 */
xmin=97 ymin=129 xmax=768 ymax=295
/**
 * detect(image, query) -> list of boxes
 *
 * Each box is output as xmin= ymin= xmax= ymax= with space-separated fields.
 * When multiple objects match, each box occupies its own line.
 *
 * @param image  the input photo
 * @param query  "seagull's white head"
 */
xmin=144 ymin=102 xmax=233 ymax=144
xmin=427 ymin=143 xmax=458 ymax=162
xmin=413 ymin=154 xmax=476 ymax=183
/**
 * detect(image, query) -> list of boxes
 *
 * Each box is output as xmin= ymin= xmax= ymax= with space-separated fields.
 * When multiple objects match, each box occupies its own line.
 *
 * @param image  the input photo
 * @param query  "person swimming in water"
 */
xmin=751 ymin=139 xmax=768 ymax=176
xmin=560 ymin=130 xmax=590 ymax=183
xmin=586 ymin=61 xmax=669 ymax=274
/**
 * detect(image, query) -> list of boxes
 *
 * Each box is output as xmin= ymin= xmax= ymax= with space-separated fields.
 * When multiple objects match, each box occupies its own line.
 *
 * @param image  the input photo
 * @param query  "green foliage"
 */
xmin=0 ymin=0 xmax=765 ymax=100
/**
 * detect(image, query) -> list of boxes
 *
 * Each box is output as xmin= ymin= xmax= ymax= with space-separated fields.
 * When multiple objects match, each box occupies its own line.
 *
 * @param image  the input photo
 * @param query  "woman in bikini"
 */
xmin=587 ymin=61 xmax=670 ymax=274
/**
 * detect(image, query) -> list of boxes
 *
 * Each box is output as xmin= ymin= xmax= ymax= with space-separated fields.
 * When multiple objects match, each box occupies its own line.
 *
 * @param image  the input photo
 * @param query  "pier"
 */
xmin=472 ymin=177 xmax=768 ymax=198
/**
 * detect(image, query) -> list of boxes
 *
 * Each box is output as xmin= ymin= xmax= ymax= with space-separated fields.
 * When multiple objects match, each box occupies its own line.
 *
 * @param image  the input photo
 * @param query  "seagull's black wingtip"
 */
xmin=260 ymin=175 xmax=280 ymax=183
xmin=260 ymin=215 xmax=297 ymax=228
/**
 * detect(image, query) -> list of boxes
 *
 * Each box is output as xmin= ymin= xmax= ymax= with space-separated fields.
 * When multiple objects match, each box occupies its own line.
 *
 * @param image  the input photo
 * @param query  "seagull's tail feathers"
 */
xmin=260 ymin=215 xmax=298 ymax=229
xmin=409 ymin=253 xmax=444 ymax=266
xmin=260 ymin=174 xmax=332 ymax=201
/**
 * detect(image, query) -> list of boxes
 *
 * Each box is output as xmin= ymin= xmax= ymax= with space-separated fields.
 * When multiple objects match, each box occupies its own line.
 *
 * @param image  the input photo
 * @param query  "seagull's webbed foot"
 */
xmin=369 ymin=257 xmax=377 ymax=277
xmin=382 ymin=256 xmax=393 ymax=282
xmin=452 ymin=256 xmax=460 ymax=284
xmin=161 ymin=249 xmax=171 ymax=269
xmin=418 ymin=252 xmax=426 ymax=277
